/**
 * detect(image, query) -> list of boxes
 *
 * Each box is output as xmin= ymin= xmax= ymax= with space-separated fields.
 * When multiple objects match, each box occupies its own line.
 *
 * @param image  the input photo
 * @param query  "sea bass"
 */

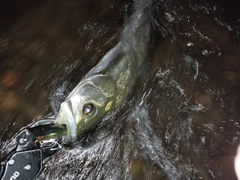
xmin=55 ymin=0 xmax=153 ymax=142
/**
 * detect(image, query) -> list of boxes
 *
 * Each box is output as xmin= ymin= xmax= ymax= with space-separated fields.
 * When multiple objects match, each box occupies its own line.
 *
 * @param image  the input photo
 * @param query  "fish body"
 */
xmin=55 ymin=0 xmax=153 ymax=142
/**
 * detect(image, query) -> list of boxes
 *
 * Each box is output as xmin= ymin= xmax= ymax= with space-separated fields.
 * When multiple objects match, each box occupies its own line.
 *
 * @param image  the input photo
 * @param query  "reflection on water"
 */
xmin=0 ymin=0 xmax=240 ymax=179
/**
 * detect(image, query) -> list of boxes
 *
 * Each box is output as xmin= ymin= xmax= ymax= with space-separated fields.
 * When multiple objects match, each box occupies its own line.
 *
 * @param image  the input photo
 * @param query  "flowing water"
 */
xmin=0 ymin=0 xmax=240 ymax=179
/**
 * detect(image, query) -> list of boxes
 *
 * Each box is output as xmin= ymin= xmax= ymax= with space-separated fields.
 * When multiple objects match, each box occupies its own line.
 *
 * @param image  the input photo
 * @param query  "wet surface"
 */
xmin=0 ymin=0 xmax=240 ymax=179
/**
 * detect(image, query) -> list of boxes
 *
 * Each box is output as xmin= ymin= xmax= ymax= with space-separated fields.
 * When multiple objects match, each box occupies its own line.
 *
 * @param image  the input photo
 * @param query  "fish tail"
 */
xmin=133 ymin=0 xmax=153 ymax=11
xmin=124 ymin=0 xmax=153 ymax=25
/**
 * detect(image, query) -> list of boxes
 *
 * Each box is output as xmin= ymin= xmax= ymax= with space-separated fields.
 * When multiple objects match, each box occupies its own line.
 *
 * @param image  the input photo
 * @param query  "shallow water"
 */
xmin=0 ymin=0 xmax=240 ymax=179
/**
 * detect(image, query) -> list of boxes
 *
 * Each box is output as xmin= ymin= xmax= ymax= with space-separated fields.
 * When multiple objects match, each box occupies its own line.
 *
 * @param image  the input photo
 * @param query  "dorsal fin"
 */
xmin=84 ymin=43 xmax=125 ymax=78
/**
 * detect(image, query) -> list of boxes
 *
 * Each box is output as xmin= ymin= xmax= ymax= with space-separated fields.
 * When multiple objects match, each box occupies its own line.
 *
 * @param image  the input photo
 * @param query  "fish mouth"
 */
xmin=55 ymin=101 xmax=77 ymax=142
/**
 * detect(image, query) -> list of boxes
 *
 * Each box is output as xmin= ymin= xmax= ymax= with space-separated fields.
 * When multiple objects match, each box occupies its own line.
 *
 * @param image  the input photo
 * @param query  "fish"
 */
xmin=55 ymin=0 xmax=153 ymax=142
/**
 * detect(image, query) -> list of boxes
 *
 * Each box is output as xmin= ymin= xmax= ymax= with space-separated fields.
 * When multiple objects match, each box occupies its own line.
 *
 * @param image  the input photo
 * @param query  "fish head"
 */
xmin=55 ymin=75 xmax=116 ymax=142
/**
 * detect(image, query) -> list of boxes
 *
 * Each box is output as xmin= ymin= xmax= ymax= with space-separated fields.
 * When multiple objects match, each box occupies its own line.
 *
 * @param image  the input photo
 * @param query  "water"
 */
xmin=0 ymin=0 xmax=240 ymax=179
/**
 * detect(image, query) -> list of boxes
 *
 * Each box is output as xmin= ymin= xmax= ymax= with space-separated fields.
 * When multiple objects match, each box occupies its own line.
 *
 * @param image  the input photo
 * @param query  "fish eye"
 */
xmin=83 ymin=103 xmax=95 ymax=115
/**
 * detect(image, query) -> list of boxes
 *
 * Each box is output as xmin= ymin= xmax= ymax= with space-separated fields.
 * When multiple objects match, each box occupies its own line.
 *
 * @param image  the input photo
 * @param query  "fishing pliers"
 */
xmin=0 ymin=119 xmax=67 ymax=180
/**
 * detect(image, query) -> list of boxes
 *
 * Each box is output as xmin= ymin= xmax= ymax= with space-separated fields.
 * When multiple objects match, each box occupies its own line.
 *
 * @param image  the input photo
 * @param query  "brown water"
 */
xmin=0 ymin=0 xmax=240 ymax=179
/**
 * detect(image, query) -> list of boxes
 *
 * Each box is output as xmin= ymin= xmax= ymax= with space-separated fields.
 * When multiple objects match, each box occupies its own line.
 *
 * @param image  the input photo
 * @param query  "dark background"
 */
xmin=0 ymin=0 xmax=240 ymax=179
